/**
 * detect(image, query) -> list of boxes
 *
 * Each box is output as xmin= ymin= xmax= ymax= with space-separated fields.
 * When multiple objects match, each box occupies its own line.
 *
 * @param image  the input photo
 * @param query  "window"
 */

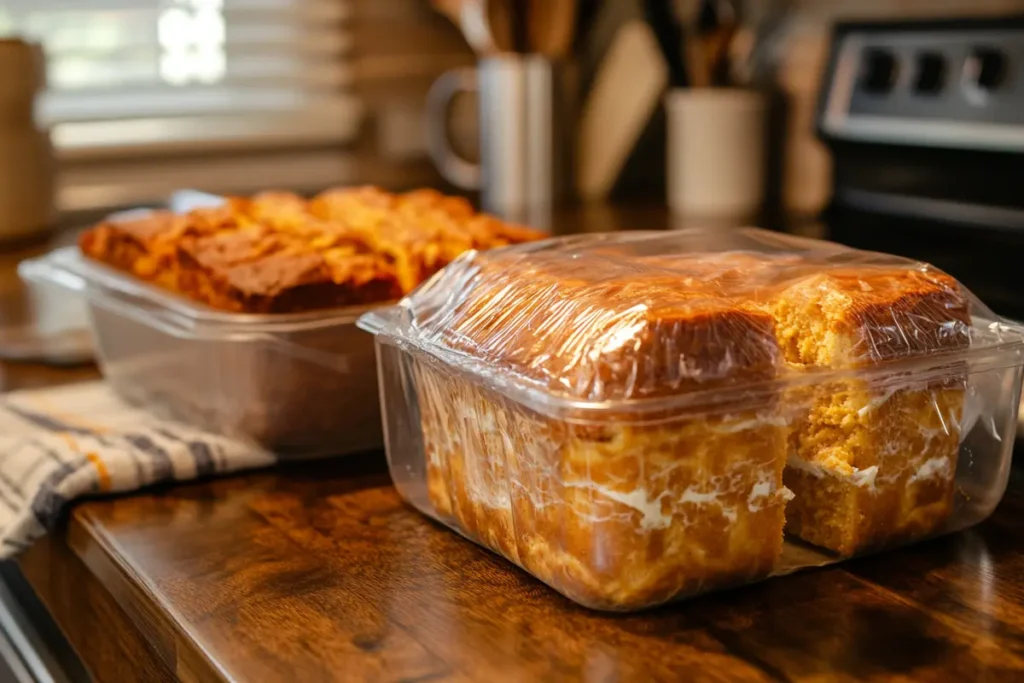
xmin=1 ymin=0 xmax=363 ymax=213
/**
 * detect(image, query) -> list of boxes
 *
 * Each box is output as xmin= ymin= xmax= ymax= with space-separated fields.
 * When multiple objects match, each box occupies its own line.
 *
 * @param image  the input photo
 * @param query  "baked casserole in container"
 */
xmin=20 ymin=187 xmax=543 ymax=457
xmin=359 ymin=228 xmax=1024 ymax=610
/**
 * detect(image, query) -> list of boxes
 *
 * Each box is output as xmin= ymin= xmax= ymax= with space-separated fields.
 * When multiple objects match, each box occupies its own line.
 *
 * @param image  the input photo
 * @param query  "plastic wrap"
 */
xmin=360 ymin=227 xmax=1024 ymax=611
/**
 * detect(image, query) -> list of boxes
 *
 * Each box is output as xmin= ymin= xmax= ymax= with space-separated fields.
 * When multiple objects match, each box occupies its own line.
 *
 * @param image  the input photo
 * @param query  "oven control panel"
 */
xmin=819 ymin=20 xmax=1024 ymax=151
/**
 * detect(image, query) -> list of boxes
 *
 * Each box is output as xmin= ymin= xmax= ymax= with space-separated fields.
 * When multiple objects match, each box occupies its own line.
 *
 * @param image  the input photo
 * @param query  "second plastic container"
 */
xmin=21 ymin=247 xmax=381 ymax=458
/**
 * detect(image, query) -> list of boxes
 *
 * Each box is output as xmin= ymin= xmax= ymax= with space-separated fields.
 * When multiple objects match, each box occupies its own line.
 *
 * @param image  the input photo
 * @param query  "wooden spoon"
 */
xmin=530 ymin=0 xmax=578 ymax=58
xmin=459 ymin=0 xmax=499 ymax=54
xmin=485 ymin=0 xmax=515 ymax=53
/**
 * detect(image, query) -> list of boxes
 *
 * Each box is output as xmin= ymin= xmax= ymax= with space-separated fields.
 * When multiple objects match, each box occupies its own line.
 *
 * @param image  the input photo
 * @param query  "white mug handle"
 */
xmin=426 ymin=68 xmax=482 ymax=190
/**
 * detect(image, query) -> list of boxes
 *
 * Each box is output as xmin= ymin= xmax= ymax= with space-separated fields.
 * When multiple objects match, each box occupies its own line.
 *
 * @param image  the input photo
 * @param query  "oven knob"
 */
xmin=914 ymin=52 xmax=946 ymax=94
xmin=860 ymin=48 xmax=898 ymax=94
xmin=969 ymin=47 xmax=1008 ymax=91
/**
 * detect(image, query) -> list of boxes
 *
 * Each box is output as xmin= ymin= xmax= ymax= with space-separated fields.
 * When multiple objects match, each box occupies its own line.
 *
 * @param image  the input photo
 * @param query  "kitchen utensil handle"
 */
xmin=426 ymin=68 xmax=482 ymax=190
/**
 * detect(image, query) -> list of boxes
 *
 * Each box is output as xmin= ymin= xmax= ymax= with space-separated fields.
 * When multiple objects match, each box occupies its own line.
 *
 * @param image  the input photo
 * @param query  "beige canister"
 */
xmin=0 ymin=39 xmax=55 ymax=243
xmin=665 ymin=88 xmax=767 ymax=223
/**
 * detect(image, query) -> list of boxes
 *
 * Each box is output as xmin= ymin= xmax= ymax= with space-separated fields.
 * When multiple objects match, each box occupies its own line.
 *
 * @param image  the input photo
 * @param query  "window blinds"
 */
xmin=1 ymin=0 xmax=363 ymax=211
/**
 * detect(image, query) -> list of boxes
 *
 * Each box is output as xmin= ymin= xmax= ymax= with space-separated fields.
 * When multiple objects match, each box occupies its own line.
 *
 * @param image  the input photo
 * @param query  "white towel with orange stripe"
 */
xmin=0 ymin=381 xmax=274 ymax=555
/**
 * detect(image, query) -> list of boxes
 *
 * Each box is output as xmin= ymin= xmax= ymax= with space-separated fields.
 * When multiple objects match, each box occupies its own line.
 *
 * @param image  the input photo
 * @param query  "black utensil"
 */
xmin=510 ymin=0 xmax=529 ymax=53
xmin=573 ymin=0 xmax=601 ymax=53
xmin=644 ymin=0 xmax=689 ymax=88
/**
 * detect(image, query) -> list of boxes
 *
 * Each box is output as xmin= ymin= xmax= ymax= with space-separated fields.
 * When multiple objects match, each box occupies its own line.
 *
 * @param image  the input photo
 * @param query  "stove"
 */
xmin=816 ymin=16 xmax=1024 ymax=321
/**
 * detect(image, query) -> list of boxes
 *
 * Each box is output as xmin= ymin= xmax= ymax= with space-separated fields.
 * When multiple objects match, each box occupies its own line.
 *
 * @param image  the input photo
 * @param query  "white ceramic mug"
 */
xmin=427 ymin=56 xmax=577 ymax=227
xmin=665 ymin=89 xmax=766 ymax=222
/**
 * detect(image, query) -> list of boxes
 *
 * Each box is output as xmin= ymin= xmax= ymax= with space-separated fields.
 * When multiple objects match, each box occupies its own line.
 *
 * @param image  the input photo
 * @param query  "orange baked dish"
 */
xmin=79 ymin=187 xmax=544 ymax=314
xmin=397 ymin=241 xmax=971 ymax=609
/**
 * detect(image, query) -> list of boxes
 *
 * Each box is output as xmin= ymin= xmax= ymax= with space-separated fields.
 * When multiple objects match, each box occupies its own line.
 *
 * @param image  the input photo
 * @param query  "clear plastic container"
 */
xmin=21 ymin=247 xmax=381 ymax=458
xmin=358 ymin=228 xmax=1024 ymax=611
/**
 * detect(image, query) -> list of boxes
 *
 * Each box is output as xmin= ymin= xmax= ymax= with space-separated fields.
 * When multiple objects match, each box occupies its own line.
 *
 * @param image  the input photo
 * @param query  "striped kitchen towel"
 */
xmin=0 ymin=381 xmax=274 ymax=556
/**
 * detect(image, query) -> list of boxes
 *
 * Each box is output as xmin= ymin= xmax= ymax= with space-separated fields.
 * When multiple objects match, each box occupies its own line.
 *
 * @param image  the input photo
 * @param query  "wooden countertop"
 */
xmin=3 ymin=213 xmax=1024 ymax=683
xmin=12 ymin=414 xmax=1024 ymax=683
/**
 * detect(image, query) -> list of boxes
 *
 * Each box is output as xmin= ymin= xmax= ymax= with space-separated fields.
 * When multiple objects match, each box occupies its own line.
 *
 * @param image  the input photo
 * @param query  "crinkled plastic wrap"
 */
xmin=359 ymin=228 xmax=1024 ymax=611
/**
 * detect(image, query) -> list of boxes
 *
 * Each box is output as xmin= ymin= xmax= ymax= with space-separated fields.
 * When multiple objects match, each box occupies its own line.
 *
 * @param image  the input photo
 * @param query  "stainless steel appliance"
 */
xmin=817 ymin=17 xmax=1024 ymax=320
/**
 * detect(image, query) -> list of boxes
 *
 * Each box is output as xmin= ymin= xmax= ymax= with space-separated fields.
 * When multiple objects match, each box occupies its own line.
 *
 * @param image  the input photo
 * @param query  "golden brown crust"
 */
xmin=308 ymin=186 xmax=541 ymax=293
xmin=771 ymin=268 xmax=970 ymax=367
xmin=79 ymin=187 xmax=545 ymax=314
xmin=429 ymin=252 xmax=969 ymax=404
xmin=429 ymin=256 xmax=785 ymax=402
